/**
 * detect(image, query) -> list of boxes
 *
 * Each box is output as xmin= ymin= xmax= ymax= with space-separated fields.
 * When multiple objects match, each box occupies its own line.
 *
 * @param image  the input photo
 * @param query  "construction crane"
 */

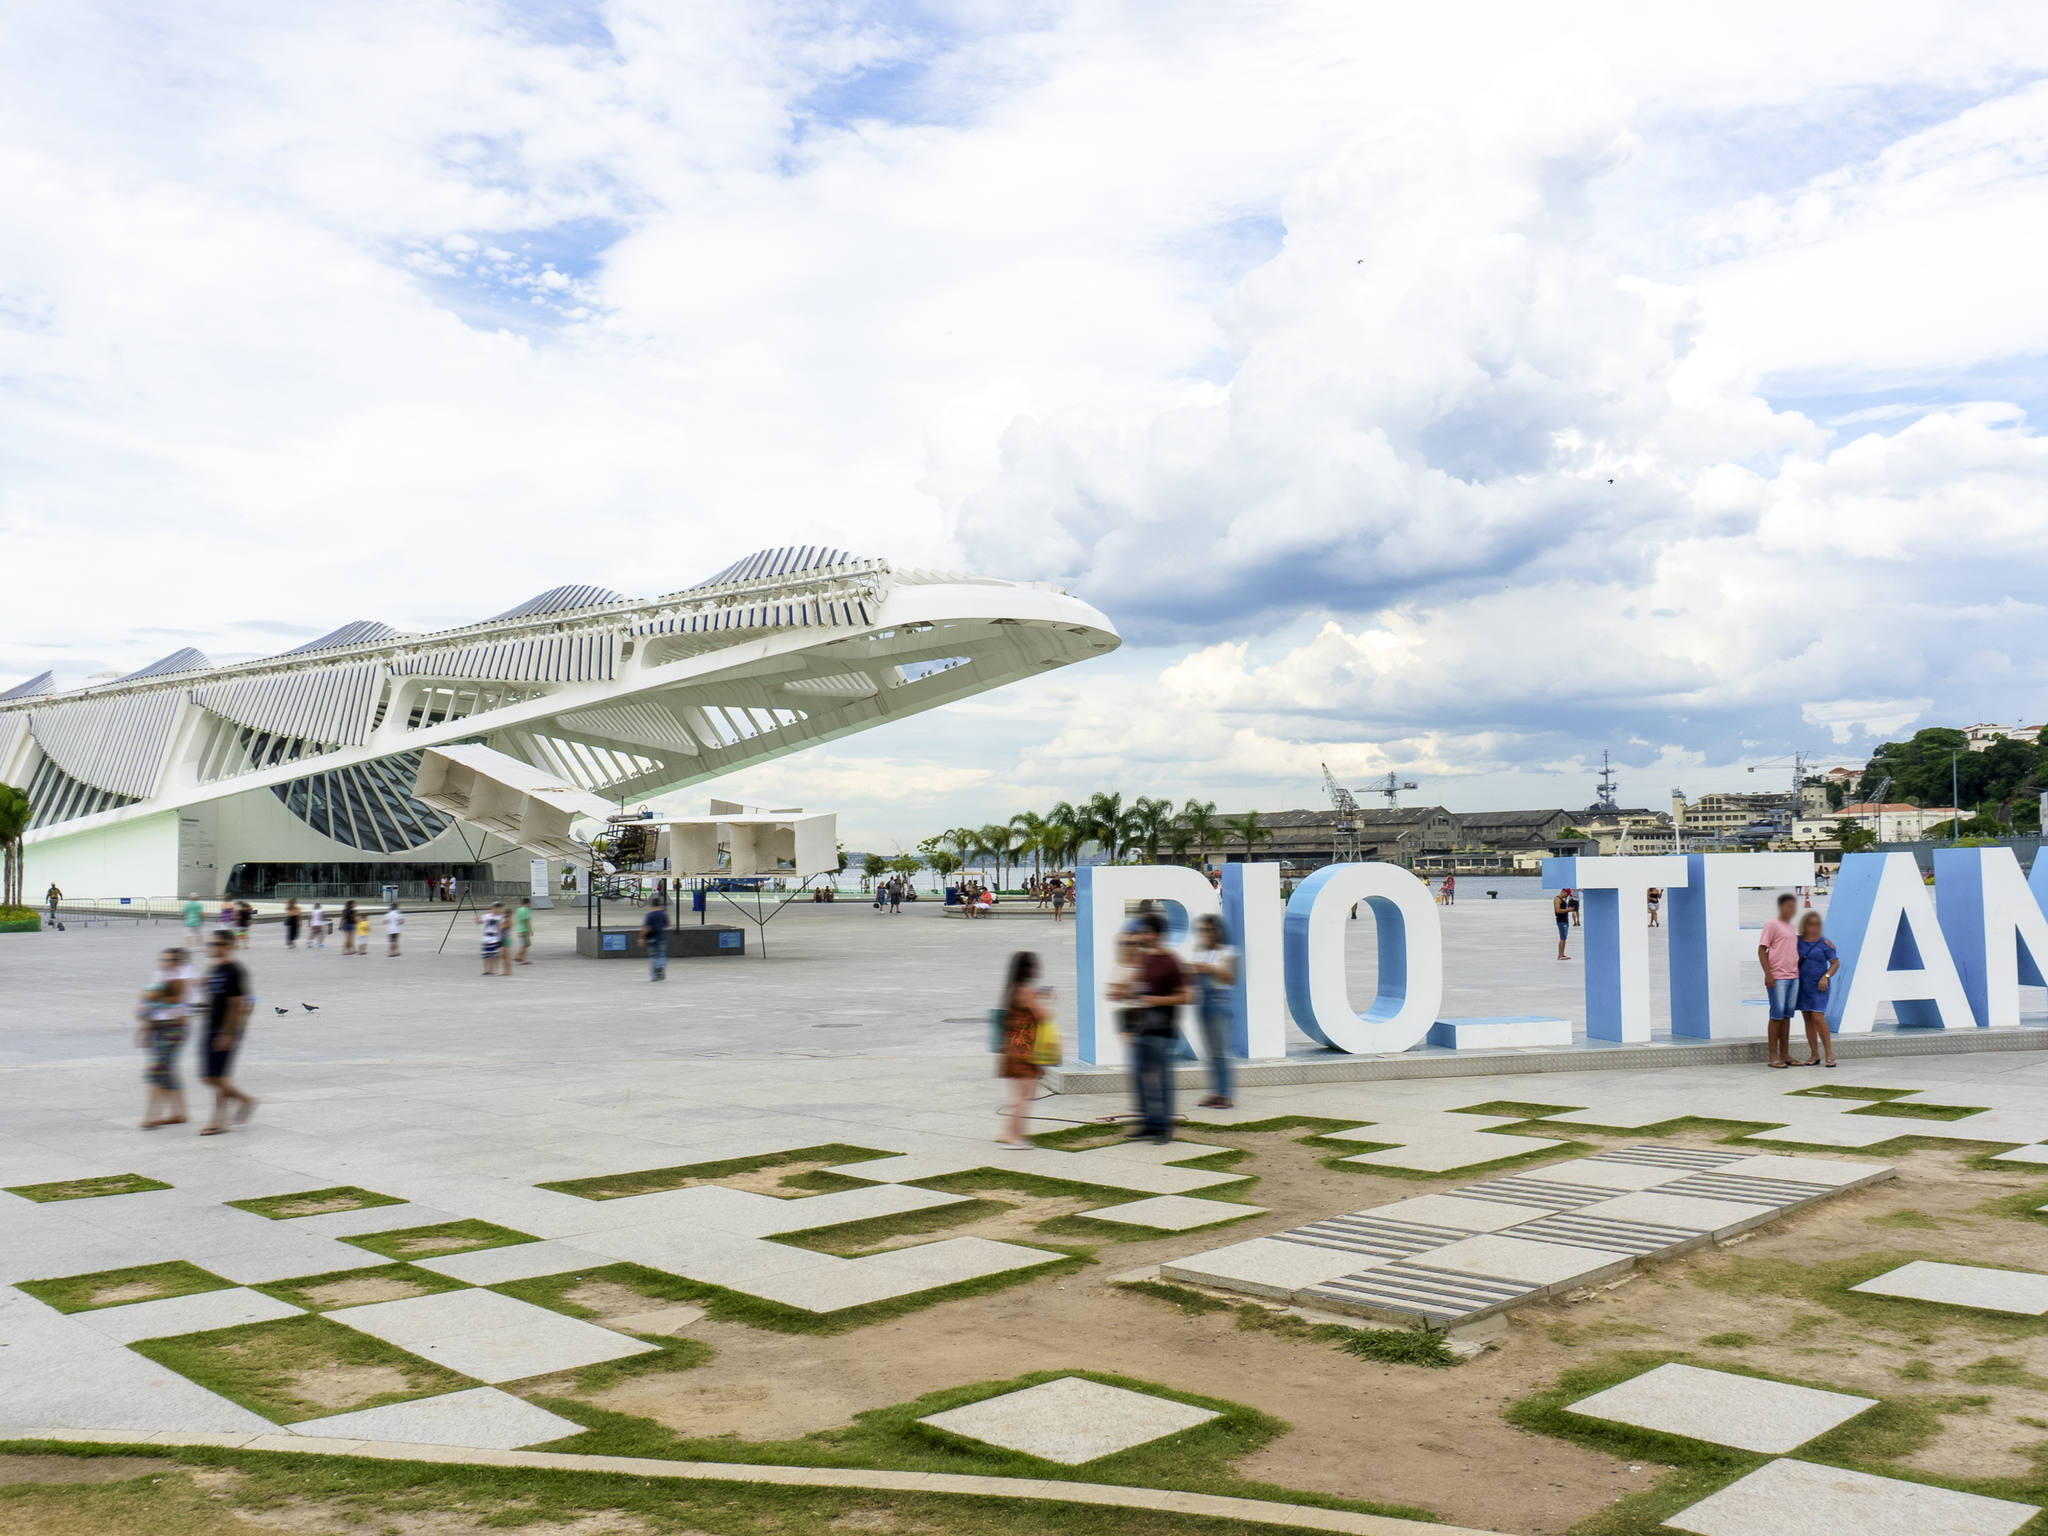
xmin=1369 ymin=770 xmax=1418 ymax=807
xmin=1321 ymin=763 xmax=1363 ymax=864
xmin=1747 ymin=750 xmax=1812 ymax=831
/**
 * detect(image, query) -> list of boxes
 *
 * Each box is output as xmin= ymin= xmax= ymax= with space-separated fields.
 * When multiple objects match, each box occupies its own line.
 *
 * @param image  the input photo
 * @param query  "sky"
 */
xmin=6 ymin=2 xmax=2048 ymax=849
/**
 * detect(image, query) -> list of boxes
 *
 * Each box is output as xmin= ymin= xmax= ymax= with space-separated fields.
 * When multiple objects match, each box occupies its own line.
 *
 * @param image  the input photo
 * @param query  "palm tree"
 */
xmin=1045 ymin=801 xmax=1084 ymax=870
xmin=1130 ymin=796 xmax=1176 ymax=861
xmin=1226 ymin=810 xmax=1272 ymax=864
xmin=0 ymin=783 xmax=28 ymax=911
xmin=1083 ymin=792 xmax=1125 ymax=861
xmin=978 ymin=822 xmax=1018 ymax=889
xmin=1010 ymin=810 xmax=1052 ymax=884
xmin=1180 ymin=798 xmax=1218 ymax=868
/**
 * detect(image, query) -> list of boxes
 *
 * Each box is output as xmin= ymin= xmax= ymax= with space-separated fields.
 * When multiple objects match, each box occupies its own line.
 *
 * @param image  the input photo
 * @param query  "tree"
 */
xmin=1129 ymin=796 xmax=1176 ymax=861
xmin=1010 ymin=810 xmax=1052 ymax=884
xmin=978 ymin=822 xmax=1018 ymax=889
xmin=833 ymin=842 xmax=849 ymax=876
xmin=0 ymin=782 xmax=27 ymax=911
xmin=860 ymin=851 xmax=887 ymax=889
xmin=1179 ymin=798 xmax=1218 ymax=867
xmin=1083 ymin=791 xmax=1127 ymax=861
xmin=1831 ymin=818 xmax=1878 ymax=853
xmin=1045 ymin=801 xmax=1083 ymax=869
xmin=1225 ymin=810 xmax=1272 ymax=862
xmin=886 ymin=853 xmax=921 ymax=886
xmin=925 ymin=849 xmax=964 ymax=888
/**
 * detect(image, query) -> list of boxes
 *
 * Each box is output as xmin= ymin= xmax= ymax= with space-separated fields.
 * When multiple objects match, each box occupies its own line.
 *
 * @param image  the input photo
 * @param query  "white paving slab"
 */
xmin=281 ymin=1203 xmax=462 ymax=1238
xmin=1665 ymin=1456 xmax=2038 ymax=1536
xmin=918 ymin=1375 xmax=1218 ymax=1464
xmin=1715 ymin=1155 xmax=1888 ymax=1188
xmin=1850 ymin=1260 xmax=2048 ymax=1316
xmin=1413 ymin=1233 xmax=1634 ymax=1288
xmin=1567 ymin=1363 xmax=1875 ymax=1453
xmin=288 ymin=1386 xmax=583 ymax=1449
xmin=327 ymin=1288 xmax=656 ymax=1382
xmin=739 ymin=1237 xmax=1063 ymax=1312
xmin=1159 ymin=1237 xmax=1378 ymax=1299
xmin=1514 ymin=1158 xmax=1698 ymax=1192
xmin=1362 ymin=1193 xmax=1554 ymax=1233
xmin=1337 ymin=1133 xmax=1569 ymax=1173
xmin=410 ymin=1240 xmax=611 ymax=1284
xmin=1566 ymin=1190 xmax=1779 ymax=1237
xmin=70 ymin=1286 xmax=304 ymax=1343
xmin=0 ymin=1309 xmax=278 ymax=1434
xmin=1082 ymin=1195 xmax=1265 ymax=1230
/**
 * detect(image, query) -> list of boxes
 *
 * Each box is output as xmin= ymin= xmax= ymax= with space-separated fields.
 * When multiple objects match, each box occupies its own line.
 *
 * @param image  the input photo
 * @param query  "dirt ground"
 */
xmin=534 ymin=1125 xmax=2048 ymax=1536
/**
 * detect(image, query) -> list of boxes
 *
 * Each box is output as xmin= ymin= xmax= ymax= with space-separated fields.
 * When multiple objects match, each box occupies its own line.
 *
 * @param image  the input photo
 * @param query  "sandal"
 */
xmin=199 ymin=1125 xmax=228 ymax=1135
xmin=1768 ymin=1060 xmax=1789 ymax=1069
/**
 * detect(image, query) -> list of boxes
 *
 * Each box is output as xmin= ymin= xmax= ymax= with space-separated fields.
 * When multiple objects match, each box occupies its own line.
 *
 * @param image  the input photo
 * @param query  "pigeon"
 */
xmin=300 ymin=1003 xmax=319 ymax=1012
xmin=273 ymin=1007 xmax=288 ymax=1015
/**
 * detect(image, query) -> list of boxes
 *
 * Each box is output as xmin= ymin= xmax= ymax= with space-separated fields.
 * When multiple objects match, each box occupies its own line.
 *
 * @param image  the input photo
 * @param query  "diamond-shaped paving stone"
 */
xmin=327 ymin=1289 xmax=655 ymax=1382
xmin=1567 ymin=1363 xmax=1874 ymax=1453
xmin=1159 ymin=1237 xmax=1382 ymax=1299
xmin=1562 ymin=1190 xmax=1777 ymax=1237
xmin=1850 ymin=1260 xmax=2048 ymax=1316
xmin=411 ymin=1240 xmax=610 ymax=1284
xmin=918 ymin=1376 xmax=1218 ymax=1464
xmin=70 ymin=1286 xmax=304 ymax=1344
xmin=288 ymin=1386 xmax=582 ymax=1449
xmin=1084 ymin=1196 xmax=1264 ymax=1230
xmin=1665 ymin=1456 xmax=2037 ymax=1536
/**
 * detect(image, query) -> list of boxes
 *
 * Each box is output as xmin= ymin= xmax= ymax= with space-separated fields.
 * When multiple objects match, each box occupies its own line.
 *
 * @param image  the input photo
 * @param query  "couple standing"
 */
xmin=1109 ymin=911 xmax=1239 ymax=1144
xmin=1762 ymin=891 xmax=1840 ymax=1069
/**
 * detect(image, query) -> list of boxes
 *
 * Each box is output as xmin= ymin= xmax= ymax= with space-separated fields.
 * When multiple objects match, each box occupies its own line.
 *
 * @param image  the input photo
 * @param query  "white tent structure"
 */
xmin=652 ymin=804 xmax=837 ymax=879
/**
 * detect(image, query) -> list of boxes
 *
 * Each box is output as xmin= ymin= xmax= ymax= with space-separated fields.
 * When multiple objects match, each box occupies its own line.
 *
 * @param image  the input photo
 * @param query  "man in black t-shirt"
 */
xmin=641 ymin=897 xmax=670 ymax=982
xmin=1110 ymin=912 xmax=1191 ymax=1144
xmin=199 ymin=932 xmax=257 ymax=1134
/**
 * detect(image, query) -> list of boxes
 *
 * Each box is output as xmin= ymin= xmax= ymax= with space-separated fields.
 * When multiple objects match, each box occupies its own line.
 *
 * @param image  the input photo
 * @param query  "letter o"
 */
xmin=1283 ymin=863 xmax=1443 ymax=1054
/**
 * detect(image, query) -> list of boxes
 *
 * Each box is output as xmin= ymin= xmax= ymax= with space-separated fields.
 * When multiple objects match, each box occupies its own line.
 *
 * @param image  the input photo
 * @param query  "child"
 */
xmin=134 ymin=966 xmax=189 ymax=1129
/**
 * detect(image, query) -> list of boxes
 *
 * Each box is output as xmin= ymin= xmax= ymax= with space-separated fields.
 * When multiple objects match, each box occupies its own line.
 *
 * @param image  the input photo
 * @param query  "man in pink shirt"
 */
xmin=1759 ymin=892 xmax=1802 ymax=1069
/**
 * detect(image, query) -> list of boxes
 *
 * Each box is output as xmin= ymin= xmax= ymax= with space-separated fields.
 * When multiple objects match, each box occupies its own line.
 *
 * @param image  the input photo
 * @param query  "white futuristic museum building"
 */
xmin=0 ymin=548 xmax=1119 ymax=899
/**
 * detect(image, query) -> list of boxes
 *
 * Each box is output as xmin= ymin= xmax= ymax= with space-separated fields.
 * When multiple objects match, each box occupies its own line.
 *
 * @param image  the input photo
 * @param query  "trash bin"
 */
xmin=381 ymin=884 xmax=399 ymax=904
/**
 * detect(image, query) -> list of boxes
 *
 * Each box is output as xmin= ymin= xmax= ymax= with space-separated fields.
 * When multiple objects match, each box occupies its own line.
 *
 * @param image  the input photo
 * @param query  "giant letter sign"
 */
xmin=1547 ymin=855 xmax=1690 ymax=1042
xmin=1667 ymin=852 xmax=1816 ymax=1039
xmin=1282 ymin=862 xmax=1441 ymax=1053
xmin=1933 ymin=846 xmax=2048 ymax=1029
xmin=1824 ymin=852 xmax=1972 ymax=1033
xmin=1075 ymin=864 xmax=1219 ymax=1066
xmin=1219 ymin=861 xmax=1287 ymax=1059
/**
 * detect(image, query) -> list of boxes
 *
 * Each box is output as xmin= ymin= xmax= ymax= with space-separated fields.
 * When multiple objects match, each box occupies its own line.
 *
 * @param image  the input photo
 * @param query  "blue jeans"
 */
xmin=1130 ymin=1033 xmax=1175 ymax=1138
xmin=647 ymin=936 xmax=667 ymax=979
xmin=1766 ymin=977 xmax=1797 ymax=1020
xmin=1197 ymin=1007 xmax=1234 ymax=1101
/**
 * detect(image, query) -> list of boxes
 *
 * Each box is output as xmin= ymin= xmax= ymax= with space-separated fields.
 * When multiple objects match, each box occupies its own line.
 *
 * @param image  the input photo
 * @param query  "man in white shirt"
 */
xmin=384 ymin=903 xmax=405 ymax=957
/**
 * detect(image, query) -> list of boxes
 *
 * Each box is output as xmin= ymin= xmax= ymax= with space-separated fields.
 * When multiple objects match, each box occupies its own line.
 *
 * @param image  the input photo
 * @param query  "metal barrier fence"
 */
xmin=44 ymin=898 xmax=186 ymax=926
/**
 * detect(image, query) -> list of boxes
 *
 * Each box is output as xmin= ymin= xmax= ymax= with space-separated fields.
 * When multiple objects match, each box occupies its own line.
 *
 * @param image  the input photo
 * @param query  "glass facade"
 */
xmin=271 ymin=749 xmax=451 ymax=853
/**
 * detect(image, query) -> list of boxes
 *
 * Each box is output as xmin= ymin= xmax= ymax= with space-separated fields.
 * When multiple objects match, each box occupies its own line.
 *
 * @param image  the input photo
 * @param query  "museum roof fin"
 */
xmin=282 ymin=620 xmax=402 ymax=655
xmin=117 ymin=648 xmax=213 ymax=681
xmin=0 ymin=670 xmax=53 ymax=702
xmin=687 ymin=545 xmax=863 ymax=590
xmin=486 ymin=585 xmax=629 ymax=622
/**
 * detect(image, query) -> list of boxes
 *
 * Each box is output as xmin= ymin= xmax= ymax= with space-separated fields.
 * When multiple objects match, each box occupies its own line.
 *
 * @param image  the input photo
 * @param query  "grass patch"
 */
xmin=1449 ymin=1099 xmax=1585 ymax=1119
xmin=1114 ymin=1279 xmax=1236 ymax=1316
xmin=771 ymin=1199 xmax=1010 ymax=1255
xmin=1303 ymin=1132 xmax=1596 ymax=1181
xmin=1701 ymin=1331 xmax=1758 ymax=1348
xmin=252 ymin=1262 xmax=470 ymax=1312
xmin=130 ymin=1315 xmax=470 ymax=1423
xmin=915 ymin=1166 xmax=1192 ymax=1208
xmin=1787 ymin=1084 xmax=1916 ymax=1101
xmin=1695 ymin=1251 xmax=2048 ymax=1340
xmin=1847 ymin=1100 xmax=1989 ymax=1122
xmin=340 ymin=1219 xmax=537 ymax=1260
xmin=16 ymin=1261 xmax=231 ymax=1314
xmin=1973 ymin=1181 xmax=2048 ymax=1227
xmin=4 ymin=1174 xmax=169 ymax=1203
xmin=224 ymin=1186 xmax=403 ymax=1220
xmin=486 ymin=1270 xmax=715 ymax=1392
xmin=482 ymin=1254 xmax=1088 ymax=1337
xmin=537 ymin=1143 xmax=895 ymax=1201
xmin=1866 ymin=1209 xmax=1942 ymax=1230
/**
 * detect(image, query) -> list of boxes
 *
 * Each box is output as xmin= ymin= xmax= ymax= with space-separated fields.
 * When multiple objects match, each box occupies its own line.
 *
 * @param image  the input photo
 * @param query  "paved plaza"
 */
xmin=6 ymin=894 xmax=2048 ymax=1533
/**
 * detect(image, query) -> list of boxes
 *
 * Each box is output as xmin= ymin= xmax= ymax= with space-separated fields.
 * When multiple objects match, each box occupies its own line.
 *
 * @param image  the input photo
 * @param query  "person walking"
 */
xmin=339 ymin=900 xmax=358 ymax=957
xmin=1110 ymin=912 xmax=1190 ymax=1144
xmin=308 ymin=901 xmax=327 ymax=948
xmin=477 ymin=901 xmax=507 ymax=976
xmin=1553 ymin=888 xmax=1573 ymax=961
xmin=383 ymin=901 xmax=404 ymax=957
xmin=181 ymin=893 xmax=205 ymax=944
xmin=1795 ymin=911 xmax=1840 ymax=1068
xmin=283 ymin=899 xmax=302 ymax=950
xmin=641 ymin=896 xmax=669 ymax=981
xmin=1760 ymin=891 xmax=1802 ymax=1069
xmin=44 ymin=882 xmax=61 ymax=923
xmin=888 ymin=878 xmax=903 ymax=915
xmin=234 ymin=900 xmax=255 ymax=949
xmin=1051 ymin=879 xmax=1067 ymax=923
xmin=198 ymin=931 xmax=256 ymax=1134
xmin=1189 ymin=914 xmax=1239 ymax=1110
xmin=1647 ymin=887 xmax=1662 ymax=928
xmin=512 ymin=897 xmax=533 ymax=965
xmin=1441 ymin=874 xmax=1456 ymax=906
xmin=996 ymin=950 xmax=1050 ymax=1148
xmin=135 ymin=948 xmax=192 ymax=1129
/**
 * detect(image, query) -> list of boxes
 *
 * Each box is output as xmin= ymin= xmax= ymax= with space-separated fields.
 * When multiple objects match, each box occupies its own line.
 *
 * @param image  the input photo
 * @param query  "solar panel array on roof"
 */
xmin=117 ymin=647 xmax=213 ymax=681
xmin=687 ymin=545 xmax=859 ymax=590
xmin=0 ymin=670 xmax=53 ymax=702
xmin=486 ymin=584 xmax=628 ymax=622
xmin=282 ymin=620 xmax=401 ymax=655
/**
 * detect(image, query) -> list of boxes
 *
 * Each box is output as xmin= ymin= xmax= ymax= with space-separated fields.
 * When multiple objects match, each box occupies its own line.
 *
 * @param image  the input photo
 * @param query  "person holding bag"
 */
xmin=995 ymin=950 xmax=1053 ymax=1148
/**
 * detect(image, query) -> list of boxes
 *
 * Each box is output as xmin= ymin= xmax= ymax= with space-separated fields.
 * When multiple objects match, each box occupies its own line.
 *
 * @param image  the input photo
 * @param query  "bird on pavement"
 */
xmin=301 ymin=1003 xmax=319 ymax=1012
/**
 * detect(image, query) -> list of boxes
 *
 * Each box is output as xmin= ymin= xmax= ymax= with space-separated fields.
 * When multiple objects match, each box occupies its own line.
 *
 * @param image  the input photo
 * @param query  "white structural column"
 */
xmin=1546 ymin=855 xmax=1689 ymax=1042
xmin=1666 ymin=851 xmax=1816 ymax=1039
xmin=1219 ymin=861 xmax=1286 ymax=1060
xmin=1825 ymin=852 xmax=1974 ymax=1033
xmin=1281 ymin=861 xmax=1442 ymax=1054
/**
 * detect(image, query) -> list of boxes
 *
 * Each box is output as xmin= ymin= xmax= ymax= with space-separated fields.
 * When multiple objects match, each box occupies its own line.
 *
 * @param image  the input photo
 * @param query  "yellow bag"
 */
xmin=1030 ymin=1015 xmax=1062 ymax=1066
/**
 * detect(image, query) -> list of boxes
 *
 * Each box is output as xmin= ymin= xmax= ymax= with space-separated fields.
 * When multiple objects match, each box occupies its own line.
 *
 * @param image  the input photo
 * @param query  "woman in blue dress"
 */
xmin=1795 ymin=910 xmax=1839 ymax=1067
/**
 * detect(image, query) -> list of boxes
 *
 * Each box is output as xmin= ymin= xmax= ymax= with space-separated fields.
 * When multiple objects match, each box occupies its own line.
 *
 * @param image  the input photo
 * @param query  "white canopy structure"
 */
xmin=3 ymin=547 xmax=1119 ymax=897
xmin=650 ymin=804 xmax=837 ymax=879
xmin=411 ymin=745 xmax=616 ymax=863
